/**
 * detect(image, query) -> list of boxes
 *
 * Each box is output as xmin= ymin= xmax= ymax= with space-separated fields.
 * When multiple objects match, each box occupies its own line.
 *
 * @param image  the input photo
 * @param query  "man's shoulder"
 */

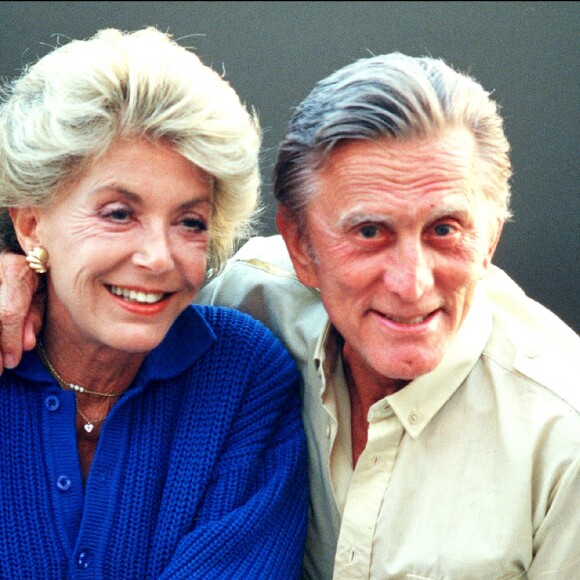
xmin=482 ymin=265 xmax=579 ymax=355
xmin=225 ymin=235 xmax=297 ymax=274
xmin=196 ymin=236 xmax=328 ymax=353
xmin=482 ymin=266 xmax=580 ymax=411
xmin=200 ymin=235 xmax=305 ymax=295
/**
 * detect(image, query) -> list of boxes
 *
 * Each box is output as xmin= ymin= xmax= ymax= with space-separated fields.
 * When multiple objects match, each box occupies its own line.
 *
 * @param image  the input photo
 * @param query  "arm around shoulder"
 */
xmin=0 ymin=250 xmax=42 ymax=371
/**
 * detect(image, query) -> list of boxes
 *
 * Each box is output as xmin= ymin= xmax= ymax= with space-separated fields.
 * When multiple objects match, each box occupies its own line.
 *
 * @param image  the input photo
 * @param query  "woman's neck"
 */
xmin=39 ymin=324 xmax=145 ymax=396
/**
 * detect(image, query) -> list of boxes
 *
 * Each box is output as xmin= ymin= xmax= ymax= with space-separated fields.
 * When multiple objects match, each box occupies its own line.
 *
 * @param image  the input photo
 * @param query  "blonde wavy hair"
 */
xmin=0 ymin=27 xmax=261 ymax=274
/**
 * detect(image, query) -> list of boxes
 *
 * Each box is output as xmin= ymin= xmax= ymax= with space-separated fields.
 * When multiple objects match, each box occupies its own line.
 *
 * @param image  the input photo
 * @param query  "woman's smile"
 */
xmin=32 ymin=138 xmax=212 ymax=356
xmin=107 ymin=284 xmax=169 ymax=305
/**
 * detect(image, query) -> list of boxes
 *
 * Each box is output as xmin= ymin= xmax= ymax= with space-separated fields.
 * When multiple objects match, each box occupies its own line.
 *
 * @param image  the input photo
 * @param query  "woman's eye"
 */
xmin=104 ymin=207 xmax=132 ymax=222
xmin=182 ymin=218 xmax=208 ymax=232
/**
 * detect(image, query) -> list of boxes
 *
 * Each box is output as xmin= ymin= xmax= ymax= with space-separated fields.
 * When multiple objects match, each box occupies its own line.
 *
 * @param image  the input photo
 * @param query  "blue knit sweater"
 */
xmin=0 ymin=305 xmax=308 ymax=579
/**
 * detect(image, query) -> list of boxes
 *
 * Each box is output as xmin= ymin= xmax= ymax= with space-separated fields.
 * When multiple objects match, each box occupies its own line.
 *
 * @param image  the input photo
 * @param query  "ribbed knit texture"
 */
xmin=0 ymin=305 xmax=308 ymax=579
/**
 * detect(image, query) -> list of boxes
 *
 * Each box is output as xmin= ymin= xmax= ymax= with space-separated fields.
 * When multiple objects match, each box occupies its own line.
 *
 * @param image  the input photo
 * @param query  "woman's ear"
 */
xmin=8 ymin=207 xmax=42 ymax=252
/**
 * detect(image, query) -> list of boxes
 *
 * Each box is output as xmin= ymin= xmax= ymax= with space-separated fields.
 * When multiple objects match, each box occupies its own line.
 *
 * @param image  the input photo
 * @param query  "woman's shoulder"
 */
xmin=147 ymin=304 xmax=299 ymax=389
xmin=189 ymin=303 xmax=272 ymax=332
xmin=185 ymin=304 xmax=290 ymax=355
xmin=179 ymin=305 xmax=300 ymax=391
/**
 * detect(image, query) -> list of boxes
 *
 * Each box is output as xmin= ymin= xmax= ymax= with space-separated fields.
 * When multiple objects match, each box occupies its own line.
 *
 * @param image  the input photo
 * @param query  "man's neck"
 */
xmin=342 ymin=344 xmax=408 ymax=466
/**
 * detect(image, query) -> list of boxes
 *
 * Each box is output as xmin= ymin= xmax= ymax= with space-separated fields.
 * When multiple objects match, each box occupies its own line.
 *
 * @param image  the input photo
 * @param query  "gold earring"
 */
xmin=26 ymin=246 xmax=49 ymax=274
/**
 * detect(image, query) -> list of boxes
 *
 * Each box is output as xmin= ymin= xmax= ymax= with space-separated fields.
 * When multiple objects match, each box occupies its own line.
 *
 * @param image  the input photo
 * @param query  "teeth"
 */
xmin=388 ymin=315 xmax=428 ymax=325
xmin=109 ymin=285 xmax=165 ymax=304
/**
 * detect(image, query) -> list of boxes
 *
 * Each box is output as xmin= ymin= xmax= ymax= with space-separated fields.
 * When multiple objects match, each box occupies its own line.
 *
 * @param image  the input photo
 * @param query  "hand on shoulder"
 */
xmin=0 ymin=251 xmax=42 ymax=371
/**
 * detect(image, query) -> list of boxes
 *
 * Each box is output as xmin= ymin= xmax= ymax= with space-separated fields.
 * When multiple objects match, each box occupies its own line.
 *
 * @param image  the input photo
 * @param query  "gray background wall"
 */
xmin=1 ymin=1 xmax=578 ymax=331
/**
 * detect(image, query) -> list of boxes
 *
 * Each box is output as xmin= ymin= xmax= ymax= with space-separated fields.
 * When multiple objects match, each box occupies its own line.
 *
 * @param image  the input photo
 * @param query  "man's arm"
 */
xmin=0 ymin=252 xmax=41 ymax=372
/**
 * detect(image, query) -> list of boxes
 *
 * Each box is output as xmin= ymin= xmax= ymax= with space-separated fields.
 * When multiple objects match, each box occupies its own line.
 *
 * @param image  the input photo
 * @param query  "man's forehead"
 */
xmin=321 ymin=129 xmax=476 ymax=164
xmin=315 ymin=131 xmax=477 ymax=189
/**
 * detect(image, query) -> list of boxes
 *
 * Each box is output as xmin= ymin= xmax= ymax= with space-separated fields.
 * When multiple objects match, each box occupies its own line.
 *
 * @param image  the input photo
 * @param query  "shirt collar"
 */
xmin=314 ymin=317 xmax=339 ymax=395
xmin=136 ymin=305 xmax=216 ymax=383
xmin=386 ymin=285 xmax=493 ymax=437
xmin=314 ymin=284 xmax=493 ymax=438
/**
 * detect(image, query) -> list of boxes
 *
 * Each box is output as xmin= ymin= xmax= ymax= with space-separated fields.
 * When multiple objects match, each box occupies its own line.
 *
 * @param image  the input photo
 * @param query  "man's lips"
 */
xmin=385 ymin=314 xmax=430 ymax=325
xmin=372 ymin=308 xmax=440 ymax=326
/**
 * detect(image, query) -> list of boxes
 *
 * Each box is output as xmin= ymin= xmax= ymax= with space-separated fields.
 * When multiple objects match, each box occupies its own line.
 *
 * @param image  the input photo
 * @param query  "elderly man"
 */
xmin=1 ymin=53 xmax=579 ymax=578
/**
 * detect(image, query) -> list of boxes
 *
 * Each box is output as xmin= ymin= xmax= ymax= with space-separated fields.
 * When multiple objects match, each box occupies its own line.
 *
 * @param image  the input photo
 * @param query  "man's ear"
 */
xmin=483 ymin=217 xmax=504 ymax=272
xmin=8 ymin=207 xmax=42 ymax=253
xmin=276 ymin=205 xmax=319 ymax=288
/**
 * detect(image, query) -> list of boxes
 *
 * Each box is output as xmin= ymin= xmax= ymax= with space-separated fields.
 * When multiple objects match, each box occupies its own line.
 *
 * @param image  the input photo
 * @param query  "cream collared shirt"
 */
xmin=197 ymin=235 xmax=580 ymax=580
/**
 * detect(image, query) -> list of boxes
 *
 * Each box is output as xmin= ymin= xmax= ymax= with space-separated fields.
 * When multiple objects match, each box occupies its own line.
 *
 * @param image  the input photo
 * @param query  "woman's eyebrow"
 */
xmin=94 ymin=185 xmax=215 ymax=210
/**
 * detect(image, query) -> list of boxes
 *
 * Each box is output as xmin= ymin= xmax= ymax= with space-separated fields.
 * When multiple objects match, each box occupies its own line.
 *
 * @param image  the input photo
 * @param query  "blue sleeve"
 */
xmin=159 ymin=326 xmax=308 ymax=579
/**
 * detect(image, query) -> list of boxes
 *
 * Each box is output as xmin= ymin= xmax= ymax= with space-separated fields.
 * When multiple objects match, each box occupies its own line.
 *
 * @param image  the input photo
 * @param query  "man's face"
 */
xmin=281 ymin=129 xmax=500 ymax=388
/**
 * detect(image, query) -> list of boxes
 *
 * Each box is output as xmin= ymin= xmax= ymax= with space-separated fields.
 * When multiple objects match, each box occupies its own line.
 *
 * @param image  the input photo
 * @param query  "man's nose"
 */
xmin=382 ymin=241 xmax=434 ymax=301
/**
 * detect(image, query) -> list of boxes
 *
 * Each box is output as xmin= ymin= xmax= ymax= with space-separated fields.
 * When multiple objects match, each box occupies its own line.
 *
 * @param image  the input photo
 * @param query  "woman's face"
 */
xmin=24 ymin=138 xmax=213 ymax=354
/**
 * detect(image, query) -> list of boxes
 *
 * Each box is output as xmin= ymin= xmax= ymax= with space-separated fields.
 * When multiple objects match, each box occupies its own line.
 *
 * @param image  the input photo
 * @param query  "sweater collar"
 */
xmin=12 ymin=305 xmax=215 ymax=386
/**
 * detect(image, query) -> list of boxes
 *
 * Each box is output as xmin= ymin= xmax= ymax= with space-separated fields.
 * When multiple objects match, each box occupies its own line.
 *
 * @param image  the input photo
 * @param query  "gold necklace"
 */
xmin=36 ymin=338 xmax=123 ymax=398
xmin=75 ymin=403 xmax=108 ymax=433
xmin=36 ymin=338 xmax=122 ymax=432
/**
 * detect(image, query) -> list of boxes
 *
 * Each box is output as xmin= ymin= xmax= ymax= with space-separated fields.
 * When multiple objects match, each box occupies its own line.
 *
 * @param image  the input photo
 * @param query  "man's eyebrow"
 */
xmin=336 ymin=200 xmax=473 ymax=230
xmin=337 ymin=211 xmax=396 ymax=229
xmin=427 ymin=203 xmax=472 ymax=222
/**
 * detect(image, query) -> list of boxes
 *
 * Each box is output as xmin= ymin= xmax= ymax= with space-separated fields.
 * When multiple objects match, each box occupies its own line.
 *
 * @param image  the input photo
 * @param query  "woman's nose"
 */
xmin=132 ymin=225 xmax=175 ymax=273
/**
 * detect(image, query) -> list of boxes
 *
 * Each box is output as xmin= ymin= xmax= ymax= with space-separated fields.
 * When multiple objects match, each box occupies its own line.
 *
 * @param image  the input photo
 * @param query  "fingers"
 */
xmin=22 ymin=293 xmax=45 ymax=351
xmin=0 ymin=253 xmax=39 ymax=373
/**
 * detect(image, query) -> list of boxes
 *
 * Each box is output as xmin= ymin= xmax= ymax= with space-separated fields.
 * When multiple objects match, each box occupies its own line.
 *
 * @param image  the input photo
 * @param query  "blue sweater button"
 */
xmin=56 ymin=475 xmax=71 ymax=491
xmin=45 ymin=395 xmax=60 ymax=411
xmin=76 ymin=551 xmax=90 ymax=569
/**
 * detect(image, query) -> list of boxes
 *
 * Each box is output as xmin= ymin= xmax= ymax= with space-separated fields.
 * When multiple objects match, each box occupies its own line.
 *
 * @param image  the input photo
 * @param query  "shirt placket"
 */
xmin=332 ymin=403 xmax=404 ymax=579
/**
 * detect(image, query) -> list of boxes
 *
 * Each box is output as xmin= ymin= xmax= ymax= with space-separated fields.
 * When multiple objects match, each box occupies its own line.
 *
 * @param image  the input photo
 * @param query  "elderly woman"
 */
xmin=0 ymin=27 xmax=307 ymax=578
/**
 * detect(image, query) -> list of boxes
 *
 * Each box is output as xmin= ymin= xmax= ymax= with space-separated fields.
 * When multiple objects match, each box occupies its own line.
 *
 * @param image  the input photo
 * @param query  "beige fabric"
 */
xmin=197 ymin=235 xmax=580 ymax=580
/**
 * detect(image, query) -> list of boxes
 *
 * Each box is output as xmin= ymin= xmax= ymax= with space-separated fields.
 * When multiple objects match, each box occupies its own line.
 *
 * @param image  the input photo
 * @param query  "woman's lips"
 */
xmin=108 ymin=284 xmax=167 ymax=304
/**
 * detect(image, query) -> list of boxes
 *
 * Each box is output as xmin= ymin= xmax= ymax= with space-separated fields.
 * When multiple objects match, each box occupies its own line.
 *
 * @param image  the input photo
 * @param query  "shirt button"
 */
xmin=525 ymin=345 xmax=540 ymax=359
xmin=409 ymin=411 xmax=420 ymax=424
xmin=56 ymin=475 xmax=72 ymax=491
xmin=45 ymin=395 xmax=60 ymax=411
xmin=77 ymin=551 xmax=91 ymax=569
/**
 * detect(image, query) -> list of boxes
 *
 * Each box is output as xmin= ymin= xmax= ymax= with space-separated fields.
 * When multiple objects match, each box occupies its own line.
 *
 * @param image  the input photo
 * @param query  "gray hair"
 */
xmin=0 ymin=27 xmax=261 ymax=274
xmin=274 ymin=52 xmax=512 ymax=231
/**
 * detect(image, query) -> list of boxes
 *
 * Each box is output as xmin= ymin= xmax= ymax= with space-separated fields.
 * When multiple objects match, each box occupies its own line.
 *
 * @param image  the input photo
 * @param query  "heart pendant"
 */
xmin=84 ymin=423 xmax=94 ymax=433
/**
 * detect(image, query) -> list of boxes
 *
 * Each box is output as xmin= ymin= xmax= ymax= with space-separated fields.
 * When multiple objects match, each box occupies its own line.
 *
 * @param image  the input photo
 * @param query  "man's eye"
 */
xmin=433 ymin=223 xmax=453 ymax=236
xmin=359 ymin=224 xmax=379 ymax=239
